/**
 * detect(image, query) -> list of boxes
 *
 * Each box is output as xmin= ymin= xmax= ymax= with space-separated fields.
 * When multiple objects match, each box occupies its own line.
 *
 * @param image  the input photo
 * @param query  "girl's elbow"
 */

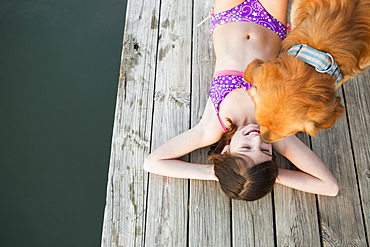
xmin=143 ymin=155 xmax=156 ymax=173
xmin=331 ymin=182 xmax=339 ymax=196
xmin=326 ymin=180 xmax=339 ymax=196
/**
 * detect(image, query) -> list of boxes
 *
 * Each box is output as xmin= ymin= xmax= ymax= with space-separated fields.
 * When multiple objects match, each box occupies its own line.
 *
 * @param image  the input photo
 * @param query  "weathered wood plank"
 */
xmin=100 ymin=0 xmax=160 ymax=246
xmin=103 ymin=0 xmax=370 ymax=245
xmin=312 ymin=90 xmax=367 ymax=246
xmin=144 ymin=0 xmax=193 ymax=246
xmin=274 ymin=134 xmax=321 ymax=247
xmin=343 ymin=71 xmax=370 ymax=244
xmin=232 ymin=195 xmax=275 ymax=246
xmin=189 ymin=178 xmax=232 ymax=246
xmin=188 ymin=1 xmax=232 ymax=246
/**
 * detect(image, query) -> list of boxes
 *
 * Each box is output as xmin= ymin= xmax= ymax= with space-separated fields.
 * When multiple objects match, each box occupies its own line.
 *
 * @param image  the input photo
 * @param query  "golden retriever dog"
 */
xmin=244 ymin=0 xmax=370 ymax=143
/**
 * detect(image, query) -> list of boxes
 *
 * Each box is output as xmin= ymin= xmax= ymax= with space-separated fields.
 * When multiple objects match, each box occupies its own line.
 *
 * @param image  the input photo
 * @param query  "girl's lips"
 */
xmin=245 ymin=129 xmax=260 ymax=136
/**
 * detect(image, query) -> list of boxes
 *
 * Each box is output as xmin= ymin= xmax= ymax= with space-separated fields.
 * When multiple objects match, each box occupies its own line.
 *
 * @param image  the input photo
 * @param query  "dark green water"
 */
xmin=0 ymin=0 xmax=127 ymax=246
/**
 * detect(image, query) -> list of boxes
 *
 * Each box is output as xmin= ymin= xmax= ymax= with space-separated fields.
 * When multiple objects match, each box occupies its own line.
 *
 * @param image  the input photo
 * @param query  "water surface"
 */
xmin=0 ymin=0 xmax=127 ymax=246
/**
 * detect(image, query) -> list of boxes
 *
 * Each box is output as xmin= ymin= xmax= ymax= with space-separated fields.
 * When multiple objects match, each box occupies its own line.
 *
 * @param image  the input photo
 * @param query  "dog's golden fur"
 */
xmin=244 ymin=0 xmax=370 ymax=142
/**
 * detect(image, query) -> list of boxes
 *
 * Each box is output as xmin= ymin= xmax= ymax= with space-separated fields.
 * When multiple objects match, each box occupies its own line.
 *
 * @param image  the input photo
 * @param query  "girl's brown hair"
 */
xmin=208 ymin=119 xmax=278 ymax=201
xmin=210 ymin=153 xmax=278 ymax=201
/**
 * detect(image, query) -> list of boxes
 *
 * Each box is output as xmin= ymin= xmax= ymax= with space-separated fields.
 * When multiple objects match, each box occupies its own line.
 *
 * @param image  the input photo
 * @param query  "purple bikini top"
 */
xmin=210 ymin=0 xmax=287 ymax=40
xmin=209 ymin=70 xmax=253 ymax=132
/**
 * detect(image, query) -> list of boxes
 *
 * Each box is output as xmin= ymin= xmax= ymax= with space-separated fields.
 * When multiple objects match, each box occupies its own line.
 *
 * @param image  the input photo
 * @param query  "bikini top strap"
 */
xmin=216 ymin=113 xmax=228 ymax=133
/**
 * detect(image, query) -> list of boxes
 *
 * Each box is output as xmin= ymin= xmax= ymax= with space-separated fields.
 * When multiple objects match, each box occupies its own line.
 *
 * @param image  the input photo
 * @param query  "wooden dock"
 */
xmin=101 ymin=0 xmax=370 ymax=246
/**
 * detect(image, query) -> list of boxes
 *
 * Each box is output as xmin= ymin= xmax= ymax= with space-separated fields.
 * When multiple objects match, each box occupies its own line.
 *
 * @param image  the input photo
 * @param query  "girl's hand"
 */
xmin=272 ymin=135 xmax=339 ymax=196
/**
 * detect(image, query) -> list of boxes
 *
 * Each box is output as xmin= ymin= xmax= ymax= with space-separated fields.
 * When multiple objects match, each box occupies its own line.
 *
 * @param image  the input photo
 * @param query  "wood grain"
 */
xmin=312 ymin=88 xmax=367 ymax=246
xmin=100 ymin=0 xmax=160 ymax=246
xmin=101 ymin=0 xmax=370 ymax=246
xmin=144 ymin=0 xmax=193 ymax=246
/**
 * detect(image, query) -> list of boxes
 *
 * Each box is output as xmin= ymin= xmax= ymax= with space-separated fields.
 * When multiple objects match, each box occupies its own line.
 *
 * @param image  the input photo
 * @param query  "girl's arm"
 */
xmin=272 ymin=135 xmax=339 ymax=196
xmin=144 ymin=99 xmax=224 ymax=180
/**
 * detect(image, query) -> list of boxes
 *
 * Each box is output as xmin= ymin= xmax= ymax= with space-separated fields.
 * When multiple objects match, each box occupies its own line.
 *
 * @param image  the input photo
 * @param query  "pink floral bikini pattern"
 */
xmin=210 ymin=0 xmax=287 ymax=40
xmin=209 ymin=75 xmax=252 ymax=112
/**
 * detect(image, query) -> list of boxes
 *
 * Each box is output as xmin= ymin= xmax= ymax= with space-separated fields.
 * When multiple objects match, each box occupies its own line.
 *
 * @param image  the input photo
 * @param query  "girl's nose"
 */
xmin=250 ymin=135 xmax=262 ymax=143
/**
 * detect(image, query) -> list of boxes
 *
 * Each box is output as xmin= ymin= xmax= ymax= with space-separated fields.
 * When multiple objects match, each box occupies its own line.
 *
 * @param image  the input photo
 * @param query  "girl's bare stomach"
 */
xmin=213 ymin=22 xmax=282 ymax=72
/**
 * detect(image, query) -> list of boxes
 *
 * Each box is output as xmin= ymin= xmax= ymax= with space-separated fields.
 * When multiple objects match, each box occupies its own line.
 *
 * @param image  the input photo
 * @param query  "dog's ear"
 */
xmin=319 ymin=99 xmax=345 ymax=129
xmin=319 ymin=118 xmax=336 ymax=129
xmin=333 ymin=99 xmax=345 ymax=119
xmin=244 ymin=59 xmax=264 ymax=85
xmin=303 ymin=121 xmax=318 ymax=137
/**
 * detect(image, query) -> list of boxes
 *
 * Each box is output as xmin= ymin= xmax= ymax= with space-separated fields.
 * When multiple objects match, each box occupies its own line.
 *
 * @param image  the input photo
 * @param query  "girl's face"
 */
xmin=223 ymin=124 xmax=273 ymax=165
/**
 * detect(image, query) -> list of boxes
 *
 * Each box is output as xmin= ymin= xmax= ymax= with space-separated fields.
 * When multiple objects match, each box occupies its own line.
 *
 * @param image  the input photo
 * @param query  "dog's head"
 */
xmin=244 ymin=57 xmax=345 ymax=143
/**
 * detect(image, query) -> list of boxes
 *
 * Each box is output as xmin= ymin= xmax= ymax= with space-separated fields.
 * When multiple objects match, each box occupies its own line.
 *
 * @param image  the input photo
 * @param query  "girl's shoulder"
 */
xmin=218 ymin=88 xmax=257 ymax=125
xmin=195 ymin=99 xmax=227 ymax=145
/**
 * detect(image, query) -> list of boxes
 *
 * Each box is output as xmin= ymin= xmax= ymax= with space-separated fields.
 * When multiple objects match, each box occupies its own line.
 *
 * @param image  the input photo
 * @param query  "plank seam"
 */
xmin=143 ymin=0 xmax=163 ymax=245
xmin=307 ymin=135 xmax=324 ymax=247
xmin=341 ymin=85 xmax=370 ymax=247
xmin=271 ymin=187 xmax=277 ymax=247
xmin=186 ymin=0 xmax=195 ymax=246
xmin=230 ymin=199 xmax=233 ymax=247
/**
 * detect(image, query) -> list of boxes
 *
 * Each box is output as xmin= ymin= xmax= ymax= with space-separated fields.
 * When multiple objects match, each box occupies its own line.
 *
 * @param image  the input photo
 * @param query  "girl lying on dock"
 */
xmin=144 ymin=0 xmax=339 ymax=201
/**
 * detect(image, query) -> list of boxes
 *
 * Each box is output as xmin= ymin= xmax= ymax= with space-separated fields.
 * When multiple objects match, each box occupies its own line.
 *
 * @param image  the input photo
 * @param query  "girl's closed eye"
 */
xmin=261 ymin=149 xmax=273 ymax=157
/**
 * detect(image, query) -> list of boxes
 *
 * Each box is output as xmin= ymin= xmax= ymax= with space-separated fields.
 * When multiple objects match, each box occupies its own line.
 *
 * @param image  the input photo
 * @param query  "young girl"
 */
xmin=144 ymin=0 xmax=339 ymax=201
